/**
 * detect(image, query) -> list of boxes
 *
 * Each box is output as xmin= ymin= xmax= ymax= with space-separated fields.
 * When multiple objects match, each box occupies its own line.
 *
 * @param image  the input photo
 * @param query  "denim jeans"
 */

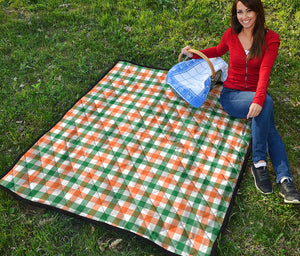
xmin=220 ymin=87 xmax=292 ymax=183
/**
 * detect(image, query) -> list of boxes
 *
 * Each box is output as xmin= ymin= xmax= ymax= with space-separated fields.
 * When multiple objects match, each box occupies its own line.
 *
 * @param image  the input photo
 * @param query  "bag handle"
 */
xmin=178 ymin=49 xmax=216 ymax=78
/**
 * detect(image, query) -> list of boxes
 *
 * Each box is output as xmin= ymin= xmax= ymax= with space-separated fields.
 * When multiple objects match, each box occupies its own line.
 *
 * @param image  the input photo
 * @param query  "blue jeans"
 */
xmin=220 ymin=87 xmax=292 ymax=183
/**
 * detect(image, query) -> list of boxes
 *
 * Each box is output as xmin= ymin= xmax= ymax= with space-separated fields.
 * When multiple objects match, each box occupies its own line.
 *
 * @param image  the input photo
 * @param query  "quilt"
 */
xmin=0 ymin=61 xmax=251 ymax=256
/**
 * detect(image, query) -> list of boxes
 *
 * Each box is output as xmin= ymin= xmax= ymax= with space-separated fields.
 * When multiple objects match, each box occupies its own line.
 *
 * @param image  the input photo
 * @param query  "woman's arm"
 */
xmin=247 ymin=41 xmax=279 ymax=118
xmin=252 ymin=41 xmax=280 ymax=107
xmin=247 ymin=31 xmax=280 ymax=118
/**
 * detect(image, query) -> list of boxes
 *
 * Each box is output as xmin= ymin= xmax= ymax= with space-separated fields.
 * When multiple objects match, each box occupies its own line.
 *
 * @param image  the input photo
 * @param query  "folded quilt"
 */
xmin=0 ymin=61 xmax=251 ymax=256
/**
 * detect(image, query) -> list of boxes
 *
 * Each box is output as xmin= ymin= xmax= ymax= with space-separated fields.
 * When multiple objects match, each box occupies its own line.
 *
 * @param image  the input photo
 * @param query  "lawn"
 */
xmin=0 ymin=0 xmax=299 ymax=255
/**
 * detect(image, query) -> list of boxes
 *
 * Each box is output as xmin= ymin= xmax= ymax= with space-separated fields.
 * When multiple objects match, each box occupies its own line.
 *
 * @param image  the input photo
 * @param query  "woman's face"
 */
xmin=236 ymin=1 xmax=257 ymax=30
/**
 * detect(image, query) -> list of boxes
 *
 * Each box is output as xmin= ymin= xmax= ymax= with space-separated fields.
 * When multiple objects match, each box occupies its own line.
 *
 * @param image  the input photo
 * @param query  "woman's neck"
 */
xmin=241 ymin=28 xmax=253 ymax=37
xmin=238 ymin=28 xmax=254 ymax=51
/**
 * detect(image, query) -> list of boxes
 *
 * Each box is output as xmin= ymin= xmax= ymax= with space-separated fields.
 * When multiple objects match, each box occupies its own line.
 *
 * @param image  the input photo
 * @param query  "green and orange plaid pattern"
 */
xmin=0 ymin=61 xmax=251 ymax=256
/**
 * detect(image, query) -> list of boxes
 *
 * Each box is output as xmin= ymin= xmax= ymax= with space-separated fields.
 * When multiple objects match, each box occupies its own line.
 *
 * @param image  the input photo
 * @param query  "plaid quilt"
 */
xmin=0 ymin=61 xmax=251 ymax=256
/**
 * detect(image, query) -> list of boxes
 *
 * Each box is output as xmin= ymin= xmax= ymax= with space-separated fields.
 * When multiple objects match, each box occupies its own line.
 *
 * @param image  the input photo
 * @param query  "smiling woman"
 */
xmin=236 ymin=2 xmax=257 ymax=32
xmin=181 ymin=0 xmax=300 ymax=205
xmin=231 ymin=0 xmax=266 ymax=59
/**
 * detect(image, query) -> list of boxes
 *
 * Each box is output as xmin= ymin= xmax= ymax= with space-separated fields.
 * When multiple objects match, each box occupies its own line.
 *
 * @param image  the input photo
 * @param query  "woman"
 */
xmin=181 ymin=0 xmax=300 ymax=204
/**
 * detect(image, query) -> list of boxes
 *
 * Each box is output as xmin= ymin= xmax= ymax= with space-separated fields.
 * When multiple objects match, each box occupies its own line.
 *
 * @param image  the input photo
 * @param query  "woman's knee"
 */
xmin=220 ymin=89 xmax=254 ymax=118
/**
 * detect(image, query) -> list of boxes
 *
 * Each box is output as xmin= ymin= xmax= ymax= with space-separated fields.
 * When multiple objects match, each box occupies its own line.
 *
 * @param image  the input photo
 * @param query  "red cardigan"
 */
xmin=192 ymin=27 xmax=280 ymax=107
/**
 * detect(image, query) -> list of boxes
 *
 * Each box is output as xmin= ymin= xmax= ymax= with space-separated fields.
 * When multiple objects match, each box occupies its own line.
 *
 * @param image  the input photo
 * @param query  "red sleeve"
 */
xmin=253 ymin=31 xmax=280 ymax=106
xmin=192 ymin=28 xmax=230 ymax=59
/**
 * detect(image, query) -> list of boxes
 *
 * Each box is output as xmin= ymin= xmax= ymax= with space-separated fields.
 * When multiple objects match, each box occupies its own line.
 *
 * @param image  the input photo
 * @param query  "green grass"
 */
xmin=0 ymin=0 xmax=299 ymax=255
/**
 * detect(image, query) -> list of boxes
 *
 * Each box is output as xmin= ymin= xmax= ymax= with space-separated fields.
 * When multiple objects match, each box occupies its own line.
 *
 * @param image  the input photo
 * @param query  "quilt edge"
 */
xmin=210 ymin=138 xmax=252 ymax=256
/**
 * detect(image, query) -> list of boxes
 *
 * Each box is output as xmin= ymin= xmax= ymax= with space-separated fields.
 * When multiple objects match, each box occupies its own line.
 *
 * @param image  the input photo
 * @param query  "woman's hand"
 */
xmin=247 ymin=103 xmax=262 ymax=119
xmin=181 ymin=45 xmax=193 ymax=58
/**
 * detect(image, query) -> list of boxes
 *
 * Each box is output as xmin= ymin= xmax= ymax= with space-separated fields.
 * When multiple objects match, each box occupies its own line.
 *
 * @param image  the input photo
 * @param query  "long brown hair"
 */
xmin=231 ymin=0 xmax=266 ymax=59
